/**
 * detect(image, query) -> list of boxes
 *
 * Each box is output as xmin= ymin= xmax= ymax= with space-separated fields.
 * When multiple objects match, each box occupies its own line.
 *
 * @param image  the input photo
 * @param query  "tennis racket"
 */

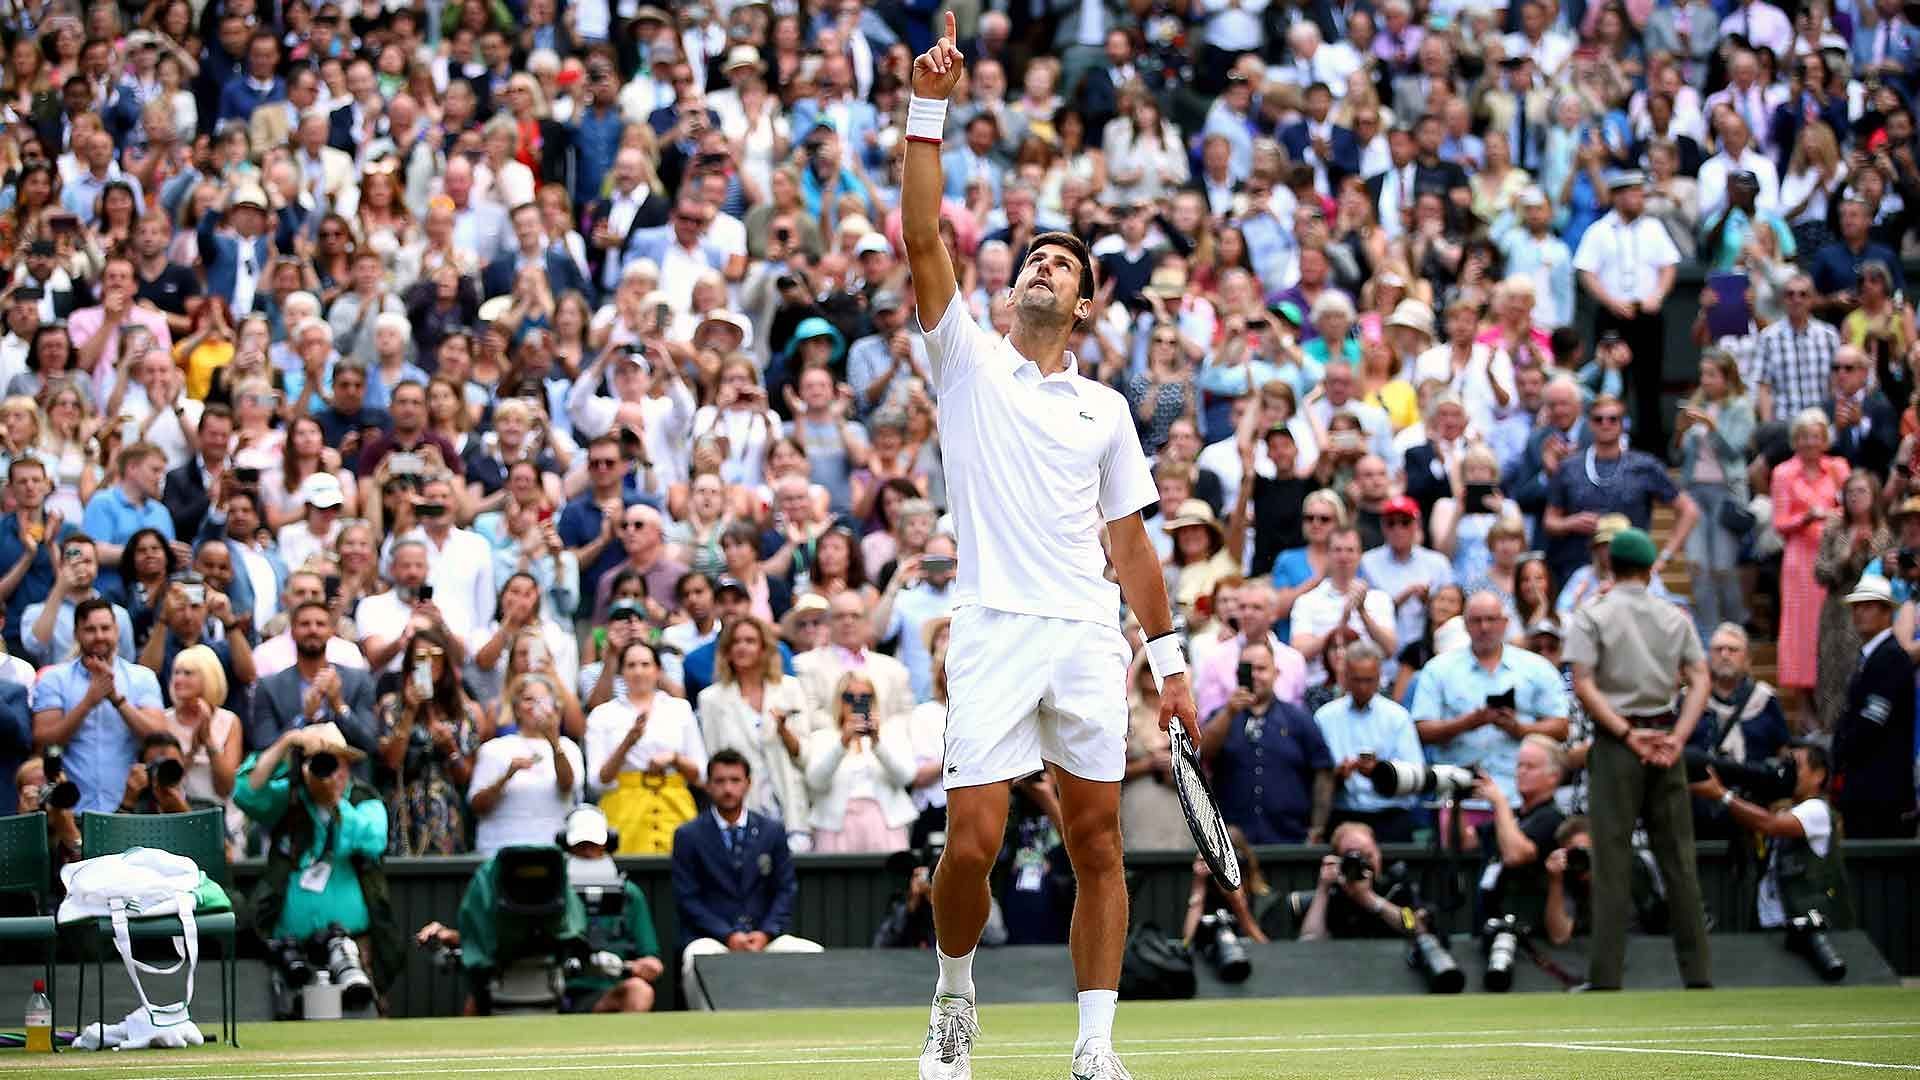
xmin=1167 ymin=718 xmax=1241 ymax=891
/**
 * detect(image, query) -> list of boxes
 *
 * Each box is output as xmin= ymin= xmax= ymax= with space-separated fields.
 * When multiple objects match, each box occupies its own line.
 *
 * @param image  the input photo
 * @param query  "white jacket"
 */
xmin=802 ymin=718 xmax=918 ymax=832
xmin=696 ymin=676 xmax=813 ymax=838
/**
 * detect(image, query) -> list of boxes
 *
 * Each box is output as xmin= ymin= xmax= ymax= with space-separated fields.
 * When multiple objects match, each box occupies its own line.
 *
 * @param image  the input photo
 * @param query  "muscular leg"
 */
xmin=1048 ymin=764 xmax=1128 ymax=990
xmin=932 ymin=779 xmax=1013 ymax=956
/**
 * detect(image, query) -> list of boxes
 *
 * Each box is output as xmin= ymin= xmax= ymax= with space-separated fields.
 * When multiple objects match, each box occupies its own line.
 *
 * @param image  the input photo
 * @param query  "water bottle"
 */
xmin=25 ymin=978 xmax=51 ymax=1052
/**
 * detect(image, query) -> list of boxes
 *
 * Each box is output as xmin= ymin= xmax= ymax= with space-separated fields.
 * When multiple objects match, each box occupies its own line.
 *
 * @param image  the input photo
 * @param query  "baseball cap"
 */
xmin=1381 ymin=495 xmax=1420 ymax=519
xmin=298 ymin=472 xmax=345 ymax=509
xmin=564 ymin=805 xmax=611 ymax=847
xmin=854 ymin=232 xmax=892 ymax=257
xmin=608 ymin=598 xmax=646 ymax=620
xmin=714 ymin=576 xmax=749 ymax=599
xmin=870 ymin=289 xmax=904 ymax=313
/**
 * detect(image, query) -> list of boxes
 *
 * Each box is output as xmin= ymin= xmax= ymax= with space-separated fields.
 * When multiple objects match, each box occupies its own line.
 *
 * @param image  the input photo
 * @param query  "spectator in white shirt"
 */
xmin=468 ymin=672 xmax=584 ymax=857
xmin=394 ymin=474 xmax=496 ymax=642
xmin=1291 ymin=526 xmax=1399 ymax=684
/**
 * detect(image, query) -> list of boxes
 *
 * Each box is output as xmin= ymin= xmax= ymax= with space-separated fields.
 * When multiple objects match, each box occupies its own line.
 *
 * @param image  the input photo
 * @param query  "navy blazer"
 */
xmin=1278 ymin=122 xmax=1362 ymax=188
xmin=247 ymin=664 xmax=379 ymax=763
xmin=0 ymin=679 xmax=30 ymax=815
xmin=198 ymin=211 xmax=273 ymax=313
xmin=671 ymin=810 xmax=798 ymax=947
xmin=1835 ymin=633 xmax=1919 ymax=827
xmin=481 ymin=249 xmax=590 ymax=303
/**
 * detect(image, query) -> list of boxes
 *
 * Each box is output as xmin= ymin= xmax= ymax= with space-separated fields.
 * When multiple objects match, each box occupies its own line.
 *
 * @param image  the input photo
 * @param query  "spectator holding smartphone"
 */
xmin=803 ymin=670 xmax=917 ymax=853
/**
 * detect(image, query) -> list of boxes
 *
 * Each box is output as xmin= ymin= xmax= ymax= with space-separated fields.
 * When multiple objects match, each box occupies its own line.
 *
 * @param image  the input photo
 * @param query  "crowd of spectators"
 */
xmin=3 ymin=0 xmax=1919 ymax=1012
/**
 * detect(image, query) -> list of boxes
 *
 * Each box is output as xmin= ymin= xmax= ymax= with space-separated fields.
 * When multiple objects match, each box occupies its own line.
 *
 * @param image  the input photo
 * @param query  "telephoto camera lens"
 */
xmin=149 ymin=757 xmax=185 ymax=788
xmin=1788 ymin=912 xmax=1847 ymax=983
xmin=1482 ymin=917 xmax=1522 ymax=992
xmin=272 ymin=938 xmax=314 ymax=988
xmin=326 ymin=930 xmax=375 ymax=1010
xmin=1196 ymin=910 xmax=1251 ymax=983
xmin=1564 ymin=847 xmax=1591 ymax=876
xmin=1409 ymin=931 xmax=1465 ymax=993
xmin=1367 ymin=760 xmax=1478 ymax=800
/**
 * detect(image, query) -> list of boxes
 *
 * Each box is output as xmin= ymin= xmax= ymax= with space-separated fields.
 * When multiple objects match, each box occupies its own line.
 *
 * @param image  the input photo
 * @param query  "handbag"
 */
xmin=1717 ymin=494 xmax=1757 ymax=537
xmin=1117 ymin=921 xmax=1196 ymax=1000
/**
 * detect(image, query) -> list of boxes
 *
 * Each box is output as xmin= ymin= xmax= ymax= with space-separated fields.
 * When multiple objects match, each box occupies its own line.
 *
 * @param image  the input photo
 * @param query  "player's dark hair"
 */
xmin=1027 ymin=231 xmax=1096 ymax=309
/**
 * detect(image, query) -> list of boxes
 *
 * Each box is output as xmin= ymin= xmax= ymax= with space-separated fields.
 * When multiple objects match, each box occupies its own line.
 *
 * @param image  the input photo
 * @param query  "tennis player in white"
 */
xmin=902 ymin=15 xmax=1200 ymax=1080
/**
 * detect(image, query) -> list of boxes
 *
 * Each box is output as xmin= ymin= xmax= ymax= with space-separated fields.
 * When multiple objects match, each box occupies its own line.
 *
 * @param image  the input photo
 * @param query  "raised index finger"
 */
xmin=943 ymin=10 xmax=956 ymax=42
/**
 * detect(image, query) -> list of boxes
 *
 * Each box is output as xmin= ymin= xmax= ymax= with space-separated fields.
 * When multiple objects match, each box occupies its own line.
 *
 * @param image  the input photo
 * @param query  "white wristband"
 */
xmin=906 ymin=95 xmax=948 ymax=144
xmin=1145 ymin=632 xmax=1187 ymax=680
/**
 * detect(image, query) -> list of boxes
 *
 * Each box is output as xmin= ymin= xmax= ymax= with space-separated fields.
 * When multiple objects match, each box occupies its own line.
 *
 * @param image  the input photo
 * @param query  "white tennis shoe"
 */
xmin=1070 ymin=1042 xmax=1133 ymax=1080
xmin=918 ymin=993 xmax=979 ymax=1080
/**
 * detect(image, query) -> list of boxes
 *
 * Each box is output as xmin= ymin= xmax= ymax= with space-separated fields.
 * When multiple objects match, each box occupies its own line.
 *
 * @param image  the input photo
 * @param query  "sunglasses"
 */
xmin=588 ymin=458 xmax=621 ymax=469
xmin=1590 ymin=414 xmax=1623 ymax=425
xmin=619 ymin=520 xmax=649 ymax=530
xmin=1304 ymin=513 xmax=1337 ymax=523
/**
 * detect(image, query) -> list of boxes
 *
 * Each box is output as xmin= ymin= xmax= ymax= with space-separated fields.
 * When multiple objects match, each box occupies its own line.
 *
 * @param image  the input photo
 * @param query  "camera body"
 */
xmin=1194 ymin=909 xmax=1251 ymax=983
xmin=1683 ymin=748 xmax=1797 ymax=804
xmin=1339 ymin=850 xmax=1372 ymax=885
xmin=267 ymin=924 xmax=373 ymax=1018
xmin=1564 ymin=846 xmax=1591 ymax=876
xmin=1787 ymin=910 xmax=1847 ymax=982
xmin=146 ymin=756 xmax=185 ymax=789
xmin=37 ymin=746 xmax=81 ymax=811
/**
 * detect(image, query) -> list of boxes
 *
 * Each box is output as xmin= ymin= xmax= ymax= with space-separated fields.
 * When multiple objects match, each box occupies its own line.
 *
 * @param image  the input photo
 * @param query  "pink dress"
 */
xmin=1771 ymin=455 xmax=1849 ymax=689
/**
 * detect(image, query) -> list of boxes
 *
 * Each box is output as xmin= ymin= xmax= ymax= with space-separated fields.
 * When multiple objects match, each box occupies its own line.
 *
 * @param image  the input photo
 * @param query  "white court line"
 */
xmin=1535 ymin=1042 xmax=1920 ymax=1071
xmin=92 ymin=1030 xmax=1920 ymax=1080
xmin=57 ymin=1018 xmax=1920 ymax=1074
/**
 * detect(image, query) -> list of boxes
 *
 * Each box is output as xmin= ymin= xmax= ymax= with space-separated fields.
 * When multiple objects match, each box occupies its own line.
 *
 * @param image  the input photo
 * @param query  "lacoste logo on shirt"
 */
xmin=947 ymin=763 xmax=959 ymax=775
xmin=1079 ymin=410 xmax=1095 ymax=421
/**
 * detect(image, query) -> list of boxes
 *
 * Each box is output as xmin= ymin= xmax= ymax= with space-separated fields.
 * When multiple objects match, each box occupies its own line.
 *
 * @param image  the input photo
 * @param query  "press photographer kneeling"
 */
xmin=235 ymin=723 xmax=400 ymax=1018
xmin=1296 ymin=822 xmax=1416 ymax=941
xmin=1688 ymin=741 xmax=1853 ymax=981
xmin=1459 ymin=736 xmax=1566 ymax=989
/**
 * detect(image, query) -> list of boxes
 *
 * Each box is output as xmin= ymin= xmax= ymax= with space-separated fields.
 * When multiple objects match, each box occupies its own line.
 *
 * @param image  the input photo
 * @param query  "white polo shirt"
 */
xmin=1572 ymin=210 xmax=1680 ymax=305
xmin=924 ymin=293 xmax=1156 ymax=629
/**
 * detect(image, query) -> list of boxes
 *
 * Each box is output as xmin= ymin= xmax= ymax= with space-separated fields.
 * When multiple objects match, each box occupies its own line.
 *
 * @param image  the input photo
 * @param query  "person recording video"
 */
xmin=1297 ymin=822 xmax=1415 ymax=940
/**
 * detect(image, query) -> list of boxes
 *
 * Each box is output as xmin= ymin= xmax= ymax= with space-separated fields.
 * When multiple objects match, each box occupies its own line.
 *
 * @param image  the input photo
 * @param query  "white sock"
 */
xmin=1074 ymin=989 xmax=1118 ymax=1057
xmin=935 ymin=946 xmax=976 ymax=1001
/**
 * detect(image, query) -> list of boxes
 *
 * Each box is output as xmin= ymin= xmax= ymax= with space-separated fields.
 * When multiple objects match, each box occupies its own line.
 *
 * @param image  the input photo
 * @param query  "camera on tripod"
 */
xmin=1193 ymin=909 xmax=1251 ymax=983
xmin=267 ymin=924 xmax=374 ymax=1019
xmin=1786 ymin=910 xmax=1847 ymax=982
xmin=1481 ymin=915 xmax=1528 ymax=992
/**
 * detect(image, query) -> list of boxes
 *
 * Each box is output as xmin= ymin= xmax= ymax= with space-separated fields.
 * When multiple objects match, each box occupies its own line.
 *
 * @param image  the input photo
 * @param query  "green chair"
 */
xmin=71 ymin=809 xmax=237 ymax=1048
xmin=0 ymin=812 xmax=58 ymax=1051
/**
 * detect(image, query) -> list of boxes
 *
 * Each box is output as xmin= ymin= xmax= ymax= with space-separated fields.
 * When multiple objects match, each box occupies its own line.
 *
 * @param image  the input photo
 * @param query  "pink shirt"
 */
xmin=1193 ymin=632 xmax=1308 ymax=721
xmin=70 ymin=305 xmax=174 ymax=407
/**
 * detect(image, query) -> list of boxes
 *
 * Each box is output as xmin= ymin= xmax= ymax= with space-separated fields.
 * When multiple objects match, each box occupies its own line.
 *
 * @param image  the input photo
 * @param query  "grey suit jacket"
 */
xmin=247 ymin=663 xmax=379 ymax=759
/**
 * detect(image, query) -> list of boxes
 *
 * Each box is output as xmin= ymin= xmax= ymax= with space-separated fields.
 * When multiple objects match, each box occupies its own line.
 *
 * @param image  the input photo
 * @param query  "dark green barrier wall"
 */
xmin=231 ymin=840 xmax=1918 ymax=1017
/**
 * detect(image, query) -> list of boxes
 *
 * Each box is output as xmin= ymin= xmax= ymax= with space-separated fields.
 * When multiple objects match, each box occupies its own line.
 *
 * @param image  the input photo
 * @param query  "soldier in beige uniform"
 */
xmin=1563 ymin=527 xmax=1713 ymax=990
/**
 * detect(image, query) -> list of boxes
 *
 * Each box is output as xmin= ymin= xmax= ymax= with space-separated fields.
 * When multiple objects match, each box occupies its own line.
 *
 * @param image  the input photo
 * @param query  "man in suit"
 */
xmin=248 ymin=602 xmax=378 ymax=772
xmin=622 ymin=197 xmax=731 ymax=300
xmin=217 ymin=31 xmax=286 ymax=126
xmin=1076 ymin=29 xmax=1139 ymax=142
xmin=1856 ymin=0 xmax=1920 ymax=81
xmin=162 ymin=403 xmax=233 ymax=542
xmin=1279 ymin=83 xmax=1362 ymax=196
xmin=1826 ymin=344 xmax=1900 ymax=480
xmin=250 ymin=67 xmax=321 ymax=160
xmin=1391 ymin=37 xmax=1464 ymax=121
xmin=1505 ymin=377 xmax=1592 ymax=528
xmin=292 ymin=109 xmax=360 ymax=217
xmin=672 ymin=749 xmax=823 ymax=1009
xmin=482 ymin=204 xmax=590 ymax=301
xmin=582 ymin=147 xmax=670 ymax=297
xmin=197 ymin=184 xmax=274 ymax=316
xmin=940 ymin=113 xmax=1006 ymax=204
xmin=1835 ymin=578 xmax=1919 ymax=838
xmin=327 ymin=59 xmax=386 ymax=154
xmin=792 ymin=591 xmax=913 ymax=738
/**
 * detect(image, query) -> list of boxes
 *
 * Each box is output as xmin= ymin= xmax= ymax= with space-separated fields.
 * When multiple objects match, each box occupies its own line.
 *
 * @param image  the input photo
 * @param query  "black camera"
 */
xmin=38 ymin=746 xmax=81 ymax=811
xmin=1683 ymin=748 xmax=1796 ymax=804
xmin=1564 ymin=847 xmax=1591 ymax=876
xmin=307 ymin=750 xmax=342 ymax=779
xmin=269 ymin=936 xmax=315 ymax=988
xmin=235 ymin=466 xmax=262 ymax=485
xmin=1482 ymin=915 xmax=1527 ymax=992
xmin=1194 ymin=909 xmax=1251 ymax=983
xmin=146 ymin=756 xmax=185 ymax=789
xmin=1898 ymin=547 xmax=1920 ymax=575
xmin=1339 ymin=851 xmax=1371 ymax=885
xmin=1787 ymin=910 xmax=1847 ymax=983
xmin=1366 ymin=759 xmax=1478 ymax=800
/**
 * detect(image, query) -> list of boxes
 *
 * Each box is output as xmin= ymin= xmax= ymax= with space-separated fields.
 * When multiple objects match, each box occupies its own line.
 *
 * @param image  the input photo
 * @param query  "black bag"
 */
xmin=1118 ymin=922 xmax=1196 ymax=1000
xmin=1717 ymin=494 xmax=1757 ymax=538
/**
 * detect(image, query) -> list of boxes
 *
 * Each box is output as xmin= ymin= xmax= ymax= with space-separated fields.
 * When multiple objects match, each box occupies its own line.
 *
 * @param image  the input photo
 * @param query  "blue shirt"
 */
xmin=19 ymin=595 xmax=136 ymax=666
xmin=81 ymin=486 xmax=174 ymax=597
xmin=1409 ymin=645 xmax=1568 ymax=807
xmin=572 ymin=105 xmax=625 ymax=204
xmin=1808 ymin=239 xmax=1905 ymax=297
xmin=1543 ymin=449 xmax=1676 ymax=581
xmin=1270 ymin=547 xmax=1316 ymax=643
xmin=28 ymin=655 xmax=163 ymax=812
xmin=1211 ymin=697 xmax=1332 ymax=845
xmin=1359 ymin=545 xmax=1457 ymax=656
xmin=558 ymin=488 xmax=661 ymax=602
xmin=883 ymin=581 xmax=957 ymax=702
xmin=1313 ymin=693 xmax=1424 ymax=813
xmin=0 ymin=515 xmax=79 ymax=651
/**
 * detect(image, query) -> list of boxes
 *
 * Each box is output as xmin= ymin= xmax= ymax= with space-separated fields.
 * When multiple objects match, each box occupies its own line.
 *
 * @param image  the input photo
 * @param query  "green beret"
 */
xmin=1609 ymin=527 xmax=1658 ymax=568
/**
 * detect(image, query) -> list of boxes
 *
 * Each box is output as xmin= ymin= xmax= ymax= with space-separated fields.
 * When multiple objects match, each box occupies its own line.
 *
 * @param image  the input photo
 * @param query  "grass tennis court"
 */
xmin=23 ymin=985 xmax=1919 ymax=1078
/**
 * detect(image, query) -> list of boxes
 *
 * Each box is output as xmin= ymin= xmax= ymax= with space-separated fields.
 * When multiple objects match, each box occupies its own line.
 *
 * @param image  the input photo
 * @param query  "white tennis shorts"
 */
xmin=942 ymin=605 xmax=1131 ymax=788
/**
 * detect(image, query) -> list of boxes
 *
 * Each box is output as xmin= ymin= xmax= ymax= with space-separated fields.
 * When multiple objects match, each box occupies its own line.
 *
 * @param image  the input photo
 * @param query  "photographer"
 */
xmin=1542 ymin=817 xmax=1594 ymax=946
xmin=560 ymin=806 xmax=665 ymax=1013
xmin=1298 ymin=822 xmax=1416 ymax=940
xmin=115 ymin=731 xmax=193 ymax=814
xmin=13 ymin=754 xmax=83 ymax=874
xmin=874 ymin=841 xmax=1009 ymax=951
xmin=234 ymin=722 xmax=401 ymax=1014
xmin=1464 ymin=735 xmax=1567 ymax=929
xmin=1688 ymin=742 xmax=1854 ymax=933
xmin=1200 ymin=639 xmax=1334 ymax=844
